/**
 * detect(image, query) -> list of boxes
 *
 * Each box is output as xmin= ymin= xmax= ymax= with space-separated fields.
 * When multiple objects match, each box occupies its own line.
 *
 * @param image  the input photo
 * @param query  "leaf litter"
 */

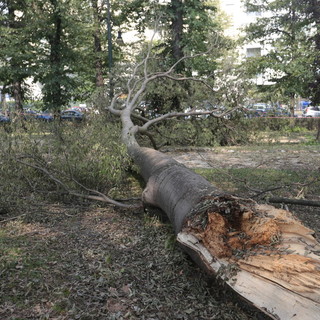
xmin=0 ymin=203 xmax=271 ymax=320
xmin=1 ymin=145 xmax=319 ymax=319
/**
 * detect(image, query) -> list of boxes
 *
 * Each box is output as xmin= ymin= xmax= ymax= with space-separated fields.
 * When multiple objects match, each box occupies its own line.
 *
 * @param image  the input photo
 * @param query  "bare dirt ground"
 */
xmin=1 ymin=143 xmax=320 ymax=320
xmin=165 ymin=145 xmax=320 ymax=170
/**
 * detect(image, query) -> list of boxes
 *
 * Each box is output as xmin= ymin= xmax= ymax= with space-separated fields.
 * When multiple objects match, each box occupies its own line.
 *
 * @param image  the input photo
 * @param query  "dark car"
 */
xmin=60 ymin=110 xmax=84 ymax=121
xmin=266 ymin=107 xmax=290 ymax=117
xmin=36 ymin=111 xmax=54 ymax=122
xmin=22 ymin=109 xmax=38 ymax=120
xmin=0 ymin=113 xmax=10 ymax=123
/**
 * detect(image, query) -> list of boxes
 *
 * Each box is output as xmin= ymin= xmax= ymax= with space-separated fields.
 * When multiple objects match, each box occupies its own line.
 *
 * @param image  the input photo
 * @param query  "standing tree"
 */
xmin=243 ymin=0 xmax=320 ymax=108
xmin=304 ymin=0 xmax=320 ymax=104
xmin=29 ymin=0 xmax=93 ymax=112
xmin=0 ymin=0 xmax=33 ymax=112
xmin=91 ymin=0 xmax=105 ymax=89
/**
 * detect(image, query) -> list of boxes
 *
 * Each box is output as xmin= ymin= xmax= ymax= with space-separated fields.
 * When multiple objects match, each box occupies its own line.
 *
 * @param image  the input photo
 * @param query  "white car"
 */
xmin=304 ymin=106 xmax=320 ymax=117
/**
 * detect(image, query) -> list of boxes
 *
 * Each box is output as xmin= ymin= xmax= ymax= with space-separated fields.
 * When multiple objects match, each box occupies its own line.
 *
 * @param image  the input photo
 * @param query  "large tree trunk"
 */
xmin=171 ymin=0 xmax=184 ymax=73
xmin=91 ymin=0 xmax=105 ymax=88
xmin=129 ymin=144 xmax=320 ymax=320
xmin=117 ymin=55 xmax=320 ymax=319
xmin=131 ymin=147 xmax=221 ymax=232
xmin=12 ymin=81 xmax=24 ymax=112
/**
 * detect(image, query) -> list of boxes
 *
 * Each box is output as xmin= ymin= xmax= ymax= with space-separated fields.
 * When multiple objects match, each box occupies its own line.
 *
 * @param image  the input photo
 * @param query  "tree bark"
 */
xmin=171 ymin=0 xmax=184 ymax=72
xmin=116 ymin=47 xmax=320 ymax=320
xmin=127 ymin=138 xmax=320 ymax=319
xmin=8 ymin=1 xmax=24 ymax=112
xmin=130 ymin=146 xmax=222 ymax=233
xmin=91 ymin=0 xmax=105 ymax=88
xmin=12 ymin=81 xmax=24 ymax=112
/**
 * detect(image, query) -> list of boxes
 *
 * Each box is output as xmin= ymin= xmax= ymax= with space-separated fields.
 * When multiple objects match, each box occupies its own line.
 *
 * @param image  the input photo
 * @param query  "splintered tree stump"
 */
xmin=177 ymin=195 xmax=320 ymax=320
xmin=131 ymin=147 xmax=320 ymax=319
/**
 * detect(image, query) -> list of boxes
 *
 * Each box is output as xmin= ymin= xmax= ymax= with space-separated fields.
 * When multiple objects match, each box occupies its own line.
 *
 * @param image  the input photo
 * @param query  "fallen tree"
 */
xmin=109 ymin=49 xmax=320 ymax=319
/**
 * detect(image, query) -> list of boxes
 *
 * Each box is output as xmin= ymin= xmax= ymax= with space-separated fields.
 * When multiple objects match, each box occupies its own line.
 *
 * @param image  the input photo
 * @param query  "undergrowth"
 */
xmin=0 ymin=115 xmax=132 ymax=214
xmin=196 ymin=167 xmax=320 ymax=200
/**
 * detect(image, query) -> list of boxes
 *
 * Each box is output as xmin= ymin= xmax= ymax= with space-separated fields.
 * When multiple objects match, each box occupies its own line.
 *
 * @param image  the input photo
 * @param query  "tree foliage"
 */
xmin=0 ymin=0 xmax=227 ymax=113
xmin=0 ymin=0 xmax=34 ymax=110
xmin=29 ymin=0 xmax=95 ymax=111
xmin=244 ymin=0 xmax=320 ymax=104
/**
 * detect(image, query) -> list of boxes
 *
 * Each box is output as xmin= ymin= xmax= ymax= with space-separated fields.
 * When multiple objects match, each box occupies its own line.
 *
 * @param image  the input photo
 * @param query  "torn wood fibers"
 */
xmin=177 ymin=196 xmax=320 ymax=320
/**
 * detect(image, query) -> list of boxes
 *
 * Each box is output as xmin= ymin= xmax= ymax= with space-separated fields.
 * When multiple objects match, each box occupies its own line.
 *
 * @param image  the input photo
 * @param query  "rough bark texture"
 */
xmin=92 ymin=0 xmax=105 ymax=88
xmin=130 ymin=146 xmax=223 ymax=233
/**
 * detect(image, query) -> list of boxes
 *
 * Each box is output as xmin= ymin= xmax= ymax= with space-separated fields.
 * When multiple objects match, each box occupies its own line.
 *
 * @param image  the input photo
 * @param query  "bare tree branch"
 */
xmin=108 ymin=92 xmax=124 ymax=114
xmin=138 ymin=107 xmax=240 ymax=132
xmin=0 ymin=214 xmax=26 ymax=223
xmin=268 ymin=197 xmax=320 ymax=208
xmin=16 ymin=157 xmax=141 ymax=209
xmin=122 ymin=40 xmax=216 ymax=115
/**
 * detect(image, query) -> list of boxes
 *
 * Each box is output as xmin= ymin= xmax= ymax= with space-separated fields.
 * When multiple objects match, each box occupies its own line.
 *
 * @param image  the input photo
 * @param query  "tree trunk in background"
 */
xmin=12 ymin=81 xmax=24 ymax=112
xmin=171 ymin=0 xmax=184 ymax=72
xmin=7 ymin=1 xmax=24 ymax=112
xmin=49 ymin=6 xmax=62 ymax=110
xmin=1 ymin=91 xmax=8 ymax=115
xmin=43 ymin=0 xmax=65 ymax=113
xmin=91 ymin=0 xmax=105 ymax=88
xmin=307 ymin=1 xmax=320 ymax=104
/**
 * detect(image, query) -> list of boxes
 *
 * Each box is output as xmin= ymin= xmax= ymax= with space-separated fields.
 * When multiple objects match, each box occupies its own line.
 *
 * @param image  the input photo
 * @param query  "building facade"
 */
xmin=219 ymin=0 xmax=272 ymax=85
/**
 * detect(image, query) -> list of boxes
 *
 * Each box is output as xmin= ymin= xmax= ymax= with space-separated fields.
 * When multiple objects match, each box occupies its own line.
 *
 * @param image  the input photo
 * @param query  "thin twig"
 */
xmin=0 ymin=214 xmax=26 ymax=223
xmin=196 ymin=151 xmax=320 ymax=198
xmin=16 ymin=157 xmax=141 ymax=209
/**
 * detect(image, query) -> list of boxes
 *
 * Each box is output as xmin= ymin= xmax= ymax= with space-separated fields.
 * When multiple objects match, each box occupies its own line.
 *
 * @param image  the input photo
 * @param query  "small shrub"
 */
xmin=0 ymin=115 xmax=131 ymax=213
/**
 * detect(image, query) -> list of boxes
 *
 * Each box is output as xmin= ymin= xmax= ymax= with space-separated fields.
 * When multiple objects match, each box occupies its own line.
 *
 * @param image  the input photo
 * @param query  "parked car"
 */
xmin=266 ymin=107 xmax=290 ymax=117
xmin=60 ymin=110 xmax=85 ymax=121
xmin=246 ymin=103 xmax=268 ymax=117
xmin=22 ymin=109 xmax=38 ymax=120
xmin=303 ymin=106 xmax=320 ymax=118
xmin=36 ymin=111 xmax=54 ymax=122
xmin=0 ymin=113 xmax=10 ymax=123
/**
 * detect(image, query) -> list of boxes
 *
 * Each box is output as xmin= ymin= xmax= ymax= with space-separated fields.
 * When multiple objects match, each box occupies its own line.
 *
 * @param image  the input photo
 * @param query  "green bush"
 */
xmin=0 ymin=115 xmax=131 ymax=213
xmin=148 ymin=117 xmax=318 ymax=148
xmin=151 ymin=116 xmax=253 ymax=147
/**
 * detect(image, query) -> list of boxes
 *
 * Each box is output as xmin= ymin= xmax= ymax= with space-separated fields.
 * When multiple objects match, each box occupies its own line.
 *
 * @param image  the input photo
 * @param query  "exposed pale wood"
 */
xmin=178 ymin=202 xmax=320 ymax=320
xmin=178 ymin=232 xmax=320 ymax=320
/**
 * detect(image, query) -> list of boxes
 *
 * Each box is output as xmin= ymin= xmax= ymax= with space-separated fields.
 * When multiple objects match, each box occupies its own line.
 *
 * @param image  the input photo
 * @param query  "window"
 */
xmin=246 ymin=11 xmax=261 ymax=17
xmin=246 ymin=47 xmax=261 ymax=58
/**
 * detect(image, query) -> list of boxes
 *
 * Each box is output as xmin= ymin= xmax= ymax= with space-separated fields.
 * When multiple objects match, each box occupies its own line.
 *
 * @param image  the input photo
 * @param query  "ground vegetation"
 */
xmin=0 ymin=128 xmax=319 ymax=319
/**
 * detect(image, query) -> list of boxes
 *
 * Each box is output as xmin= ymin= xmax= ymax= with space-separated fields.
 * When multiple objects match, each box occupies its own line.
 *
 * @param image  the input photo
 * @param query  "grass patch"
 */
xmin=195 ymin=167 xmax=320 ymax=199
